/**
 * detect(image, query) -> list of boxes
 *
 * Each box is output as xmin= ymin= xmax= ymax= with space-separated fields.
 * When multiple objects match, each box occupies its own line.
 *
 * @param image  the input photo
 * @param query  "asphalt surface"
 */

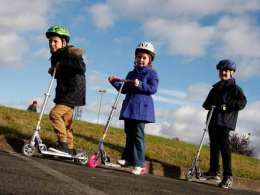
xmin=0 ymin=150 xmax=259 ymax=195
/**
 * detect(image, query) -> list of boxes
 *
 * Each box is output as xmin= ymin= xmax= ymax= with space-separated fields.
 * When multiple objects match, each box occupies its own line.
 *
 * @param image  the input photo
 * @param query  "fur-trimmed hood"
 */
xmin=67 ymin=46 xmax=85 ymax=55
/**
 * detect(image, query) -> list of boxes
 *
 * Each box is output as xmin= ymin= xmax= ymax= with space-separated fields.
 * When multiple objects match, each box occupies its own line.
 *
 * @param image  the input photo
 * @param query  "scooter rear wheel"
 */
xmin=186 ymin=170 xmax=193 ymax=182
xmin=89 ymin=154 xmax=98 ymax=168
xmin=78 ymin=152 xmax=88 ymax=165
xmin=101 ymin=156 xmax=110 ymax=165
xmin=38 ymin=144 xmax=47 ymax=152
xmin=22 ymin=144 xmax=35 ymax=157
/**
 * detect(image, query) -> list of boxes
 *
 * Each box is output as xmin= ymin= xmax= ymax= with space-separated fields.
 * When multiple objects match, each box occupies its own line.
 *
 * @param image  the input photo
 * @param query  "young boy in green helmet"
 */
xmin=202 ymin=60 xmax=247 ymax=189
xmin=46 ymin=25 xmax=86 ymax=155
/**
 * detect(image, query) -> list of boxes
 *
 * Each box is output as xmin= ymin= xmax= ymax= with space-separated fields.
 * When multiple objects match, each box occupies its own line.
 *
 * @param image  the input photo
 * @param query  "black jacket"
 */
xmin=50 ymin=46 xmax=86 ymax=107
xmin=27 ymin=105 xmax=37 ymax=112
xmin=203 ymin=78 xmax=247 ymax=130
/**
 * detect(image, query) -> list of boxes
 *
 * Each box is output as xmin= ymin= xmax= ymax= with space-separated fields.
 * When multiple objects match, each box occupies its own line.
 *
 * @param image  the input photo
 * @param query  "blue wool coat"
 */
xmin=111 ymin=65 xmax=159 ymax=123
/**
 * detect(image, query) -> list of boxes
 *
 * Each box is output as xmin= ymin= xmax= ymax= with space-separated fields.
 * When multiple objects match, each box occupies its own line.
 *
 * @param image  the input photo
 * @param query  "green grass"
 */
xmin=0 ymin=105 xmax=259 ymax=180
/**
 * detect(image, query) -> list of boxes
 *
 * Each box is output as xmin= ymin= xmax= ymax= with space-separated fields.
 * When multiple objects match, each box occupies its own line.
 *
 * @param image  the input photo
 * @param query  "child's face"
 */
xmin=219 ymin=69 xmax=234 ymax=80
xmin=135 ymin=52 xmax=150 ymax=66
xmin=49 ymin=36 xmax=66 ymax=53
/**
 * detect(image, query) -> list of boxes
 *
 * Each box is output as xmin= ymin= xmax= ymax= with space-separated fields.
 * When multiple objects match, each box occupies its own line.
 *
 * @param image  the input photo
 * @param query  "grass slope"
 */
xmin=0 ymin=105 xmax=259 ymax=180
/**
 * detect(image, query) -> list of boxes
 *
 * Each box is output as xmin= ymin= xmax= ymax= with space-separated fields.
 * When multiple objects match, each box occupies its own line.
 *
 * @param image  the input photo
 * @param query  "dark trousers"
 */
xmin=208 ymin=125 xmax=232 ymax=177
xmin=121 ymin=119 xmax=145 ymax=167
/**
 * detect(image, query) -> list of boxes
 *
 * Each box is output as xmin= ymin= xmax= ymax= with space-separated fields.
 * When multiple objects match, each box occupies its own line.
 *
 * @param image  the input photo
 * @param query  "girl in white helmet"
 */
xmin=109 ymin=42 xmax=159 ymax=175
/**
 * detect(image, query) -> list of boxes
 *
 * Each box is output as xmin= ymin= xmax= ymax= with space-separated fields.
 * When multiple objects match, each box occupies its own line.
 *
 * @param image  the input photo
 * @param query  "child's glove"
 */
xmin=217 ymin=103 xmax=227 ymax=111
xmin=221 ymin=104 xmax=227 ymax=111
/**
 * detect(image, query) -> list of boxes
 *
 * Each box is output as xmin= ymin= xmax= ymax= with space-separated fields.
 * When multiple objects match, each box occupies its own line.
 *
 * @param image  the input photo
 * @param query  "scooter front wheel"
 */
xmin=22 ymin=144 xmax=35 ymax=157
xmin=186 ymin=170 xmax=193 ymax=182
xmin=89 ymin=154 xmax=98 ymax=168
xmin=141 ymin=163 xmax=148 ymax=174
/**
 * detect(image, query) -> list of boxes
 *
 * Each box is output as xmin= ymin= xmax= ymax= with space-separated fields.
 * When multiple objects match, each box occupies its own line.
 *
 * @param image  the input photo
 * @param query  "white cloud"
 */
xmin=186 ymin=83 xmax=212 ymax=101
xmin=153 ymin=95 xmax=189 ymax=106
xmin=33 ymin=34 xmax=48 ymax=44
xmin=71 ymin=15 xmax=87 ymax=28
xmin=0 ymin=33 xmax=28 ymax=67
xmin=236 ymin=58 xmax=260 ymax=79
xmin=142 ymin=19 xmax=214 ymax=57
xmin=1 ymin=96 xmax=55 ymax=113
xmin=0 ymin=0 xmax=66 ymax=67
xmin=86 ymin=1 xmax=260 ymax=80
xmin=72 ymin=38 xmax=89 ymax=45
xmin=0 ymin=0 xmax=49 ymax=34
xmin=30 ymin=48 xmax=50 ymax=60
xmin=86 ymin=3 xmax=117 ymax=29
xmin=83 ymin=100 xmax=121 ymax=118
xmin=96 ymin=0 xmax=260 ymax=21
xmin=158 ymin=89 xmax=186 ymax=99
xmin=214 ymin=16 xmax=260 ymax=58
xmin=239 ymin=101 xmax=260 ymax=124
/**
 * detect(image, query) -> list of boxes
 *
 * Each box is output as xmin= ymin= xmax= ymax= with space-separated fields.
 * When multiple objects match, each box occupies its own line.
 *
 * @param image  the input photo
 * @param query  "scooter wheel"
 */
xmin=38 ymin=144 xmax=47 ymax=152
xmin=89 ymin=154 xmax=98 ymax=168
xmin=186 ymin=171 xmax=193 ymax=182
xmin=78 ymin=152 xmax=88 ymax=165
xmin=22 ymin=144 xmax=35 ymax=157
xmin=101 ymin=156 xmax=110 ymax=165
xmin=141 ymin=163 xmax=147 ymax=174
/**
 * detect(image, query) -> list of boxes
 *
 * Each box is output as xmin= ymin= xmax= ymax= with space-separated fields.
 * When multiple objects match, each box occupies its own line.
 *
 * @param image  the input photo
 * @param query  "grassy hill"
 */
xmin=0 ymin=105 xmax=259 ymax=180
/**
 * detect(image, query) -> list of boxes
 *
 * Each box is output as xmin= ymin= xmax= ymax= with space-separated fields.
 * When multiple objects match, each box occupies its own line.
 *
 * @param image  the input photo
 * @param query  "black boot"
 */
xmin=49 ymin=141 xmax=69 ymax=154
xmin=69 ymin=149 xmax=77 ymax=155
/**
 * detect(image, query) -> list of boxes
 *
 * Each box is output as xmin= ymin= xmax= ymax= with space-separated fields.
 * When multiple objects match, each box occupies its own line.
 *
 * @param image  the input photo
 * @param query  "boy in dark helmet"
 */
xmin=46 ymin=25 xmax=86 ymax=155
xmin=201 ymin=60 xmax=247 ymax=189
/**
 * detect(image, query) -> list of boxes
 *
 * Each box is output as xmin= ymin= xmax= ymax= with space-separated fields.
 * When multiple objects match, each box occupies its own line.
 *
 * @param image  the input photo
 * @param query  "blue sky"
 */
xmin=1 ymin=0 xmax=260 ymax=157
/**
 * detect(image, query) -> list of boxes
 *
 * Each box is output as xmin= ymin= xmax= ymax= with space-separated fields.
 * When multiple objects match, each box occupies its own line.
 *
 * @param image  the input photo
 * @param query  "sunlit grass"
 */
xmin=0 ymin=105 xmax=259 ymax=180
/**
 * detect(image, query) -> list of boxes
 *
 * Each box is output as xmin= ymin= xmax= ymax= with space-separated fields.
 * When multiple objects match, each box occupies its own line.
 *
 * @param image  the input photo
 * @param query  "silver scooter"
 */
xmin=22 ymin=68 xmax=88 ymax=165
xmin=185 ymin=106 xmax=216 ymax=181
xmin=88 ymin=78 xmax=135 ymax=168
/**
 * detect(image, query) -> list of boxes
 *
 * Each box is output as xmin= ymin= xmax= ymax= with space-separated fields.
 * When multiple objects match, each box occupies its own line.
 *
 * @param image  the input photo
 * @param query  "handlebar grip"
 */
xmin=126 ymin=80 xmax=135 ymax=84
xmin=110 ymin=78 xmax=135 ymax=84
xmin=111 ymin=78 xmax=122 ymax=82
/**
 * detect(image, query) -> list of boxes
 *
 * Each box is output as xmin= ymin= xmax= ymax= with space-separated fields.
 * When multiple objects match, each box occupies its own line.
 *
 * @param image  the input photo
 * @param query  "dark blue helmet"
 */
xmin=216 ymin=59 xmax=236 ymax=72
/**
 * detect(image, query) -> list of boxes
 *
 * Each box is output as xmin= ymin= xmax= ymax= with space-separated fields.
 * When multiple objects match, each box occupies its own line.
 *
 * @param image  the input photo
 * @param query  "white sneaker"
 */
xmin=131 ymin=167 xmax=146 ymax=175
xmin=117 ymin=159 xmax=131 ymax=166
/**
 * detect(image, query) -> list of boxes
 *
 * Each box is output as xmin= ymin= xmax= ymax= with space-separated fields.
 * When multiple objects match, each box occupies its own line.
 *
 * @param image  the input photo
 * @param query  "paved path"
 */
xmin=0 ymin=151 xmax=259 ymax=195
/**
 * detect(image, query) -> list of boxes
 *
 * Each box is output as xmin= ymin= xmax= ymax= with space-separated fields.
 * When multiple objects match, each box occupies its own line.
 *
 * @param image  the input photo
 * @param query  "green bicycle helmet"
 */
xmin=46 ymin=25 xmax=70 ymax=43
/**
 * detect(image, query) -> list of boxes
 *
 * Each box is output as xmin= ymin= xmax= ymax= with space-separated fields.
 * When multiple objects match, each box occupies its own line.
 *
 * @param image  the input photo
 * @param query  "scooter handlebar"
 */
xmin=110 ymin=78 xmax=135 ymax=84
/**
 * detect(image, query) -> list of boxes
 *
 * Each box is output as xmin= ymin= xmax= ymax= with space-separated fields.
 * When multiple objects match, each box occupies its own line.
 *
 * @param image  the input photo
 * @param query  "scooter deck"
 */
xmin=198 ymin=176 xmax=221 ymax=182
xmin=41 ymin=150 xmax=86 ymax=159
xmin=103 ymin=162 xmax=121 ymax=167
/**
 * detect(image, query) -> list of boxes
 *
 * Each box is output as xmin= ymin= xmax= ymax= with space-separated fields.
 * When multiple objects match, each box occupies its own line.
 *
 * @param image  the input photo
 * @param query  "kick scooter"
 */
xmin=22 ymin=68 xmax=88 ymax=165
xmin=88 ymin=78 xmax=147 ymax=172
xmin=185 ymin=106 xmax=215 ymax=182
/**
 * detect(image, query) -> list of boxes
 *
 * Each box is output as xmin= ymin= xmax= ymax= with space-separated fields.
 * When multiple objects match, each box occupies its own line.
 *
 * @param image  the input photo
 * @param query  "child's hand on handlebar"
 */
xmin=48 ymin=67 xmax=54 ymax=74
xmin=134 ymin=79 xmax=139 ymax=87
xmin=108 ymin=76 xmax=117 ymax=82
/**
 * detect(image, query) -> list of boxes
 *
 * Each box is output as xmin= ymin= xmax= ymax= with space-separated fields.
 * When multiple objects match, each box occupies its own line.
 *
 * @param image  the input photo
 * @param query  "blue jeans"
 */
xmin=121 ymin=119 xmax=145 ymax=167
